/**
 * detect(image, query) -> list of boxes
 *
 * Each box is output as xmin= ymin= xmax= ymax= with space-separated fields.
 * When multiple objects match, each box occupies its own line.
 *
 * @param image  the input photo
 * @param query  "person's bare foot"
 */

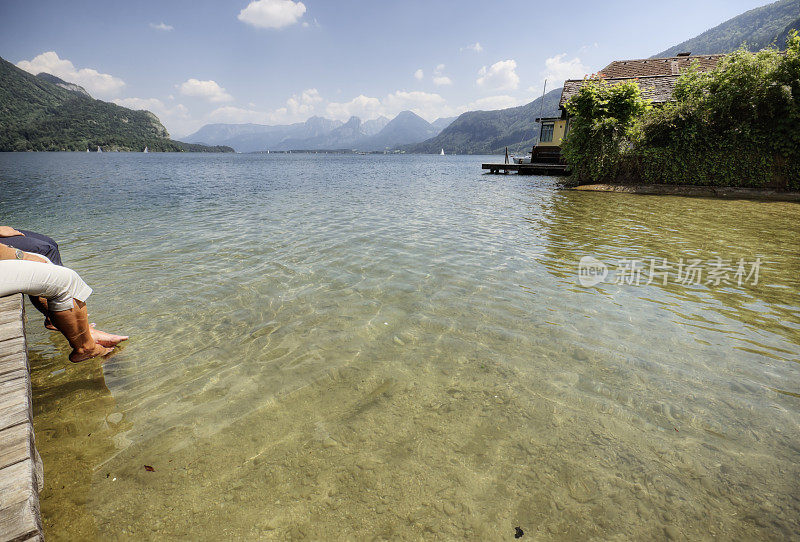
xmin=90 ymin=328 xmax=129 ymax=347
xmin=44 ymin=318 xmax=58 ymax=331
xmin=69 ymin=343 xmax=113 ymax=363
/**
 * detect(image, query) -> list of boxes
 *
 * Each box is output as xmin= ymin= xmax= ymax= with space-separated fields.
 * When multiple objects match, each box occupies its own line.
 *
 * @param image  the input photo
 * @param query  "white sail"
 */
xmin=97 ymin=146 xmax=102 ymax=153
xmin=144 ymin=146 xmax=149 ymax=153
xmin=440 ymin=148 xmax=445 ymax=155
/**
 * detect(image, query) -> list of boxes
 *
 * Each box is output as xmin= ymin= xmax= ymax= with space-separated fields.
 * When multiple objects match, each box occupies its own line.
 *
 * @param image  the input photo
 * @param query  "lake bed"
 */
xmin=1 ymin=152 xmax=798 ymax=540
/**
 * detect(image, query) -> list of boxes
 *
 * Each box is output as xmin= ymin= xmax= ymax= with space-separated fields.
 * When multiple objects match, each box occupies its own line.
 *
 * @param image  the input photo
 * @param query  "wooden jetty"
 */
xmin=0 ymin=295 xmax=43 ymax=541
xmin=483 ymin=146 xmax=569 ymax=175
xmin=482 ymin=162 xmax=569 ymax=175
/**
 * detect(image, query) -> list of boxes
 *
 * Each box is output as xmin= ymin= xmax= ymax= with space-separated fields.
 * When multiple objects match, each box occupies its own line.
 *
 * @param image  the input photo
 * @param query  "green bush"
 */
xmin=563 ymin=31 xmax=800 ymax=189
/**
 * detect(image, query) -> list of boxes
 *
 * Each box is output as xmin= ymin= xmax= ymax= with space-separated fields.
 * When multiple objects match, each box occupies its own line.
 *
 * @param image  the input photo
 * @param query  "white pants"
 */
xmin=0 ymin=260 xmax=92 ymax=312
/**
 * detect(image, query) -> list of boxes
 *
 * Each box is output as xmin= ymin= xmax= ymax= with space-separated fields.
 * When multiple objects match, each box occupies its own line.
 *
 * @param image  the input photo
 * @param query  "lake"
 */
xmin=1 ymin=152 xmax=798 ymax=540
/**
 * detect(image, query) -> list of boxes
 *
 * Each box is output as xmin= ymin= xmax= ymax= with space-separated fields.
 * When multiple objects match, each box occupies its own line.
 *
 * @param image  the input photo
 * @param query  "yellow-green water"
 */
xmin=1 ymin=153 xmax=798 ymax=540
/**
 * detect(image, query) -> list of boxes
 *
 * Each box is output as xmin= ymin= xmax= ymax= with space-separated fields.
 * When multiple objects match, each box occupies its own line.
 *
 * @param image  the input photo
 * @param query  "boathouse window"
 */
xmin=541 ymin=122 xmax=554 ymax=142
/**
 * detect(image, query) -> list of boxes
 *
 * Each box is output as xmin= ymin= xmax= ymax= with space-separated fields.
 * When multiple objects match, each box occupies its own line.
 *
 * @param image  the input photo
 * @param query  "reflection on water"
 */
xmin=1 ymin=153 xmax=798 ymax=540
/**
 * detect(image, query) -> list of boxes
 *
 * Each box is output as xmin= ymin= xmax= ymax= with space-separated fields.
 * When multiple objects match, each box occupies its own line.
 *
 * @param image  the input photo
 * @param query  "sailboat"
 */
xmin=85 ymin=148 xmax=89 ymax=153
xmin=97 ymin=146 xmax=102 ymax=153
xmin=143 ymin=146 xmax=149 ymax=153
xmin=440 ymin=148 xmax=445 ymax=156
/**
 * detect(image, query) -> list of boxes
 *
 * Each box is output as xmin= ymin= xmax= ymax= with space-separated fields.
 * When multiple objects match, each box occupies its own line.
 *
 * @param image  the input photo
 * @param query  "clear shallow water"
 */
xmin=1 ymin=152 xmax=799 ymax=540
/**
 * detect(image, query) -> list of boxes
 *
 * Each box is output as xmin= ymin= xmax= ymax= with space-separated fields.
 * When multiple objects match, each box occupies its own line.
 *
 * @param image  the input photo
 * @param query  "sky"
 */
xmin=0 ymin=0 xmax=774 ymax=138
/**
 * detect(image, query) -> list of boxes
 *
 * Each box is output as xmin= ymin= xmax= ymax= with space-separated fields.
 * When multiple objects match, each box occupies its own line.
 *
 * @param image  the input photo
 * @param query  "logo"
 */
xmin=578 ymin=256 xmax=608 ymax=287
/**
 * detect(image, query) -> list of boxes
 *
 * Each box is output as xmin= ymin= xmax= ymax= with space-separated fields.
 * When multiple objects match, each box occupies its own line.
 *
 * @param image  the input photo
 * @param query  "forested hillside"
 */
xmin=656 ymin=0 xmax=800 ymax=57
xmin=0 ymin=56 xmax=231 ymax=152
xmin=403 ymin=88 xmax=562 ymax=154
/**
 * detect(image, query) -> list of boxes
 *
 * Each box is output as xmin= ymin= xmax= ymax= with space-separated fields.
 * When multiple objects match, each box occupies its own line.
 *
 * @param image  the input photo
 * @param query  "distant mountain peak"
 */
xmin=362 ymin=116 xmax=390 ymax=136
xmin=395 ymin=110 xmax=422 ymax=119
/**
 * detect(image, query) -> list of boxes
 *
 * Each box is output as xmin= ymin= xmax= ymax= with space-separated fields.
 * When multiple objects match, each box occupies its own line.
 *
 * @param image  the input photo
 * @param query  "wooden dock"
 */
xmin=0 ymin=295 xmax=43 ymax=541
xmin=482 ymin=162 xmax=569 ymax=175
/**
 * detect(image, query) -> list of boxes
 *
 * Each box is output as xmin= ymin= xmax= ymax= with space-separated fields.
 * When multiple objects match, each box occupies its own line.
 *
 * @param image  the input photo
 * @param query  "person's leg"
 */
xmin=0 ymin=260 xmax=125 ymax=361
xmin=28 ymin=296 xmax=57 ymax=330
xmin=48 ymin=300 xmax=112 ymax=362
xmin=3 ymin=231 xmax=64 ymax=327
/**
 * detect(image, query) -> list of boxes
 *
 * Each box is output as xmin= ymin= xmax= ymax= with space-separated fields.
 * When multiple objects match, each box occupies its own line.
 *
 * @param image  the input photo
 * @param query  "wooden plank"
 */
xmin=0 ymin=337 xmax=26 ymax=363
xmin=0 ymin=498 xmax=40 ymax=542
xmin=0 ymin=296 xmax=42 ymax=539
xmin=0 ymin=297 xmax=20 ymax=313
xmin=0 ymin=371 xmax=28 ymax=386
xmin=0 ymin=460 xmax=37 ymax=510
xmin=0 ymin=424 xmax=34 ymax=472
xmin=0 ymin=399 xmax=31 ymax=435
xmin=0 ymin=320 xmax=24 ymax=344
xmin=0 ymin=310 xmax=21 ymax=327
xmin=32 ymin=450 xmax=42 ymax=494
xmin=0 ymin=358 xmax=27 ymax=380
xmin=0 ymin=379 xmax=28 ymax=401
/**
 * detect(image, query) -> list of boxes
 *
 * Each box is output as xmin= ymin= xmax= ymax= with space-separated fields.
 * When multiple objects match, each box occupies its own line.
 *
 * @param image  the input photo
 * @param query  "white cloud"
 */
xmin=149 ymin=22 xmax=174 ymax=31
xmin=461 ymin=42 xmax=483 ymax=53
xmin=208 ymin=106 xmax=274 ymax=124
xmin=414 ymin=69 xmax=424 ymax=80
xmin=542 ymin=54 xmax=589 ymax=83
xmin=383 ymin=91 xmax=452 ymax=122
xmin=285 ymin=88 xmax=322 ymax=116
xmin=178 ymin=78 xmax=233 ymax=103
xmin=16 ymin=51 xmax=125 ymax=98
xmin=324 ymin=91 xmax=454 ymax=123
xmin=238 ymin=0 xmax=306 ymax=29
xmin=466 ymin=95 xmax=523 ymax=111
xmin=325 ymin=95 xmax=383 ymax=121
xmin=431 ymin=65 xmax=451 ymax=86
xmin=203 ymin=88 xmax=323 ymax=130
xmin=476 ymin=59 xmax=520 ymax=91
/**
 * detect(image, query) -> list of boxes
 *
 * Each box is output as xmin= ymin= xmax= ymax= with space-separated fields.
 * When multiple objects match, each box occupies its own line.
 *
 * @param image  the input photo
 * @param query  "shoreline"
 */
xmin=569 ymin=183 xmax=800 ymax=202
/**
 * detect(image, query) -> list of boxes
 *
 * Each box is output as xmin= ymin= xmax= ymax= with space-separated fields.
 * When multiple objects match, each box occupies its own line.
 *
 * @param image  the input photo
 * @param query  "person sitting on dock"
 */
xmin=0 ymin=226 xmax=63 ymax=266
xmin=1 ymin=226 xmax=68 ymax=330
xmin=0 ymin=242 xmax=128 ymax=362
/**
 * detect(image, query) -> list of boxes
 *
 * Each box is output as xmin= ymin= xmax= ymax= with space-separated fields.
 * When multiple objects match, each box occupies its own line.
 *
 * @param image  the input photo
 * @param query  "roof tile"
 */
xmin=560 ymin=75 xmax=684 ymax=108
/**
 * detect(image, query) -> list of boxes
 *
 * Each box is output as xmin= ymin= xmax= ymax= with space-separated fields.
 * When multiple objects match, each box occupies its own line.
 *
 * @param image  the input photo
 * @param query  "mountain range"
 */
xmin=184 ymin=111 xmax=452 ymax=152
xmin=186 ymin=0 xmax=796 ymax=156
xmin=2 ymin=1 xmax=791 ymax=154
xmin=0 ymin=56 xmax=232 ymax=152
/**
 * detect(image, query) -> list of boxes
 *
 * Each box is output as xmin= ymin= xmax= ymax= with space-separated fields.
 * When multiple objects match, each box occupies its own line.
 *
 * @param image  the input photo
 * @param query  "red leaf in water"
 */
xmin=144 ymin=465 xmax=155 ymax=472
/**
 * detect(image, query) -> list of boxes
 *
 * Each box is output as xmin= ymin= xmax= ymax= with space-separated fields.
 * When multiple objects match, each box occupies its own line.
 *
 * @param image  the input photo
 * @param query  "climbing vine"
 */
xmin=562 ymin=32 xmax=800 ymax=189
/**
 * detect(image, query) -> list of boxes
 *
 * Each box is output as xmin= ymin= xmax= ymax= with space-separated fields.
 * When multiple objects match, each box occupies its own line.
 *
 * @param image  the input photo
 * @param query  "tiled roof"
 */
xmin=599 ymin=55 xmax=724 ymax=78
xmin=560 ymin=75 xmax=682 ymax=108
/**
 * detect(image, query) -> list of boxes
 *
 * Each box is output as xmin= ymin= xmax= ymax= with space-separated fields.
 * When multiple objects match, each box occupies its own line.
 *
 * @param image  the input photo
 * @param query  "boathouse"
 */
xmin=534 ymin=53 xmax=725 ymax=157
xmin=483 ymin=53 xmax=726 ymax=175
